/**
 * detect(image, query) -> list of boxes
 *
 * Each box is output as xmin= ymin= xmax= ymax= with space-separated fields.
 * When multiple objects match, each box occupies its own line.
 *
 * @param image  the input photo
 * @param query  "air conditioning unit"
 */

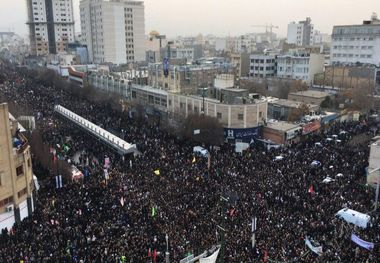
xmin=6 ymin=205 xmax=13 ymax=213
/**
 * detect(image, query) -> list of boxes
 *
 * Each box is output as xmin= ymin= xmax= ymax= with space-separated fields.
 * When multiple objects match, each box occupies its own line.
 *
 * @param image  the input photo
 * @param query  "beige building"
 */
xmin=0 ymin=103 xmax=35 ymax=231
xmin=288 ymin=90 xmax=331 ymax=105
xmin=167 ymin=93 xmax=267 ymax=129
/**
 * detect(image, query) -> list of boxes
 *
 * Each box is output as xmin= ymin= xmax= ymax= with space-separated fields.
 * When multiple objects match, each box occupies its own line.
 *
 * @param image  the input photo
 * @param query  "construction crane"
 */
xmin=251 ymin=24 xmax=279 ymax=43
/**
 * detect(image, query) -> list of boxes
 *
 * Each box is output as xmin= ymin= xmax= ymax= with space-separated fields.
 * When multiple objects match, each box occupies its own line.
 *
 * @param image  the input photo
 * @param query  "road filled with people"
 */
xmin=0 ymin=60 xmax=379 ymax=262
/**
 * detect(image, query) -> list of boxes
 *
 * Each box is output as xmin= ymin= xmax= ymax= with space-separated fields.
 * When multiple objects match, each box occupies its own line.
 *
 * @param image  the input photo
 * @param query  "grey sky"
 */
xmin=0 ymin=0 xmax=379 ymax=38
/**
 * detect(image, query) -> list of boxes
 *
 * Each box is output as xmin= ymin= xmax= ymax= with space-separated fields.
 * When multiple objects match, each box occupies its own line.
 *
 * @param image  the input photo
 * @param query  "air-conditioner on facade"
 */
xmin=6 ymin=205 xmax=13 ymax=212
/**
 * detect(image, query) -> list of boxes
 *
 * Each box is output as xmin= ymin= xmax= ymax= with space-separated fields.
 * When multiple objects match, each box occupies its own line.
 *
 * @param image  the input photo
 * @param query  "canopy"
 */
xmin=336 ymin=208 xmax=370 ymax=228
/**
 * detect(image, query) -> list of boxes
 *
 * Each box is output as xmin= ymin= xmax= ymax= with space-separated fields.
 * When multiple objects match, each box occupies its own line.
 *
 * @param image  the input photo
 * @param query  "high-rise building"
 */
xmin=26 ymin=0 xmax=75 ymax=56
xmin=0 ymin=103 xmax=35 ymax=231
xmin=287 ymin=17 xmax=314 ymax=47
xmin=80 ymin=0 xmax=146 ymax=64
xmin=330 ymin=13 xmax=380 ymax=67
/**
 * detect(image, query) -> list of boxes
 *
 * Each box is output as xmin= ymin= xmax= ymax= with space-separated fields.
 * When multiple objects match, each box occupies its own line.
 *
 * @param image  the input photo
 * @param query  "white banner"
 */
xmin=305 ymin=237 xmax=323 ymax=256
xmin=199 ymin=248 xmax=220 ymax=263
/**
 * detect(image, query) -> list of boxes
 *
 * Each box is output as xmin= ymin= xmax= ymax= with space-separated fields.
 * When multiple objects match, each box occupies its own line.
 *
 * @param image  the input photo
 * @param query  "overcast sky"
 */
xmin=1 ymin=0 xmax=379 ymax=38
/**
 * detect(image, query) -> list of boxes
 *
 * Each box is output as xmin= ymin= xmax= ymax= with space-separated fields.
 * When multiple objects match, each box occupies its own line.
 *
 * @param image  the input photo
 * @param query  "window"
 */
xmin=217 ymin=112 xmax=222 ymax=119
xmin=16 ymin=165 xmax=23 ymax=176
xmin=259 ymin=111 xmax=263 ymax=118
xmin=238 ymin=113 xmax=244 ymax=120
xmin=0 ymin=171 xmax=3 ymax=186
xmin=18 ymin=188 xmax=27 ymax=198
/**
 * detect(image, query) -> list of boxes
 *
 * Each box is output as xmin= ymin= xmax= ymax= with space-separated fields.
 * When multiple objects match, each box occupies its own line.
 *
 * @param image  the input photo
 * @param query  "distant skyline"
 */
xmin=1 ymin=0 xmax=379 ymax=39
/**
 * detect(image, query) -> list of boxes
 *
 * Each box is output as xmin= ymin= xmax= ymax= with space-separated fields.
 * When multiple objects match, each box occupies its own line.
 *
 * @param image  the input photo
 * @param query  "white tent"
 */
xmin=336 ymin=208 xmax=370 ymax=228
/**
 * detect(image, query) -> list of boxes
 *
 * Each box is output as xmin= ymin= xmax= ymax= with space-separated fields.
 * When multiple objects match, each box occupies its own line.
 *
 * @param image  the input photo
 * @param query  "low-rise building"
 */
xmin=249 ymin=54 xmax=277 ymax=78
xmin=268 ymin=98 xmax=320 ymax=121
xmin=0 ymin=103 xmax=35 ymax=231
xmin=263 ymin=121 xmax=302 ymax=145
xmin=167 ymin=92 xmax=267 ymax=142
xmin=288 ymin=90 xmax=331 ymax=105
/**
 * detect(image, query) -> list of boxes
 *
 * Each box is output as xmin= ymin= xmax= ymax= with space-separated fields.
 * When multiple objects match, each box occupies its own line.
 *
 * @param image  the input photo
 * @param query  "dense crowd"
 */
xmin=0 ymin=60 xmax=379 ymax=262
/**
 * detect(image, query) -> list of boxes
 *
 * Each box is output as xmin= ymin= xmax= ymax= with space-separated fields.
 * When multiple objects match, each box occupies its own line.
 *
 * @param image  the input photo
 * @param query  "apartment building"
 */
xmin=80 ymin=0 xmax=145 ymax=64
xmin=287 ymin=17 xmax=314 ymax=46
xmin=249 ymin=54 xmax=277 ymax=78
xmin=276 ymin=50 xmax=325 ymax=84
xmin=27 ymin=0 xmax=75 ymax=55
xmin=0 ymin=103 xmax=35 ymax=231
xmin=330 ymin=13 xmax=380 ymax=67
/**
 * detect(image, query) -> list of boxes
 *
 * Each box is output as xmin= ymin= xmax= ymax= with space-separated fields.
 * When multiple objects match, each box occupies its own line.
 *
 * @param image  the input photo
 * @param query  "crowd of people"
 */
xmin=0 ymin=59 xmax=379 ymax=262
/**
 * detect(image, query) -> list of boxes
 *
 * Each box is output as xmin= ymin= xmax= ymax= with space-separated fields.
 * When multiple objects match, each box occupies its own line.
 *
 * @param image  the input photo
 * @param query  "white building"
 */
xmin=277 ymin=50 xmax=325 ymax=84
xmin=287 ymin=17 xmax=314 ymax=47
xmin=80 ymin=0 xmax=145 ymax=64
xmin=249 ymin=54 xmax=276 ymax=78
xmin=26 ymin=0 xmax=75 ymax=56
xmin=170 ymin=47 xmax=195 ymax=62
xmin=330 ymin=13 xmax=380 ymax=67
xmin=313 ymin=30 xmax=331 ymax=45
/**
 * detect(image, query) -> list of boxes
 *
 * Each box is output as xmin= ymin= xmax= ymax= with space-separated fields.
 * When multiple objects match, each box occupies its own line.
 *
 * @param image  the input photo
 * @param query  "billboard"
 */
xmin=224 ymin=127 xmax=260 ymax=141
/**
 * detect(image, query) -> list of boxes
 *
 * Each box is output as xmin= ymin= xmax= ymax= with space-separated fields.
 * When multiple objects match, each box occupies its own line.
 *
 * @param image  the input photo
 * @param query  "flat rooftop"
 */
xmin=266 ymin=121 xmax=301 ymax=132
xmin=289 ymin=90 xmax=330 ymax=98
xmin=269 ymin=98 xmax=319 ymax=108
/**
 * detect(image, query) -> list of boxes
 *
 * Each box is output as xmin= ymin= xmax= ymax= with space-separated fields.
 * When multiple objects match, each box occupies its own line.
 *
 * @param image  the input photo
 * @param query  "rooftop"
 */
xmin=289 ymin=90 xmax=330 ymax=98
xmin=269 ymin=98 xmax=319 ymax=108
xmin=266 ymin=121 xmax=301 ymax=132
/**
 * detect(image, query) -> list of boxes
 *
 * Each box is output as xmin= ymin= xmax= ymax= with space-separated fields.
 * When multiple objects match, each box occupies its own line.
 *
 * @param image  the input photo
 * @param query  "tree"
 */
xmin=181 ymin=114 xmax=224 ymax=145
xmin=287 ymin=103 xmax=310 ymax=122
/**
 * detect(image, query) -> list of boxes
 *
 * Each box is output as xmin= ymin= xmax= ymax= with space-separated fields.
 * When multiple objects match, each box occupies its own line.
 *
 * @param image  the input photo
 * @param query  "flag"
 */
xmin=63 ymin=144 xmax=70 ymax=153
xmin=120 ymin=197 xmax=125 ymax=207
xmin=308 ymin=185 xmax=315 ymax=194
xmin=154 ymin=169 xmax=160 ymax=176
xmin=192 ymin=157 xmax=196 ymax=163
xmin=151 ymin=206 xmax=157 ymax=217
xmin=351 ymin=233 xmax=374 ymax=250
xmin=59 ymin=175 xmax=62 ymax=188
xmin=153 ymin=249 xmax=157 ymax=263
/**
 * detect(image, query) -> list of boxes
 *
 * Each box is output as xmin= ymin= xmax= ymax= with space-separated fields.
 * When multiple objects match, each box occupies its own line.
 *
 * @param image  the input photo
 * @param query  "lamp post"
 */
xmin=165 ymin=234 xmax=170 ymax=263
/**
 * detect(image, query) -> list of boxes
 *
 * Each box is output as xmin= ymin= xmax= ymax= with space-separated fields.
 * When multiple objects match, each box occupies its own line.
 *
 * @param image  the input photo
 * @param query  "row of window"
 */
xmin=333 ymin=45 xmax=373 ymax=50
xmin=333 ymin=37 xmax=375 ymax=41
xmin=0 ymin=196 xmax=13 ymax=208
xmin=250 ymin=66 xmax=275 ymax=71
xmin=332 ymin=53 xmax=372 ymax=58
xmin=250 ymin=59 xmax=275 ymax=63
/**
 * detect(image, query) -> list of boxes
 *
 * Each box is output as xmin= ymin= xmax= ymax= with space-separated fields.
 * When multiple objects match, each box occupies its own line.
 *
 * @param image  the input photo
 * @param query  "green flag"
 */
xmin=151 ymin=206 xmax=157 ymax=217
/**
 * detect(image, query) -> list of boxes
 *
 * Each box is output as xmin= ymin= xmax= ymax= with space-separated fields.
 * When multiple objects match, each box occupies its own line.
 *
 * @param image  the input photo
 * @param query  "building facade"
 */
xmin=147 ymin=64 xmax=224 ymax=94
xmin=287 ymin=17 xmax=314 ymax=47
xmin=27 ymin=0 xmax=75 ymax=56
xmin=277 ymin=51 xmax=325 ymax=84
xmin=249 ymin=54 xmax=276 ymax=78
xmin=288 ymin=90 xmax=331 ymax=105
xmin=330 ymin=14 xmax=380 ymax=67
xmin=0 ymin=103 xmax=35 ymax=231
xmin=80 ymin=0 xmax=145 ymax=64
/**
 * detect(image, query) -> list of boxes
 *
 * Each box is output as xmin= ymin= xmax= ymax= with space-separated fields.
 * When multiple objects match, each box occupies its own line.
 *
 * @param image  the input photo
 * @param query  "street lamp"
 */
xmin=165 ymin=234 xmax=170 ymax=263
